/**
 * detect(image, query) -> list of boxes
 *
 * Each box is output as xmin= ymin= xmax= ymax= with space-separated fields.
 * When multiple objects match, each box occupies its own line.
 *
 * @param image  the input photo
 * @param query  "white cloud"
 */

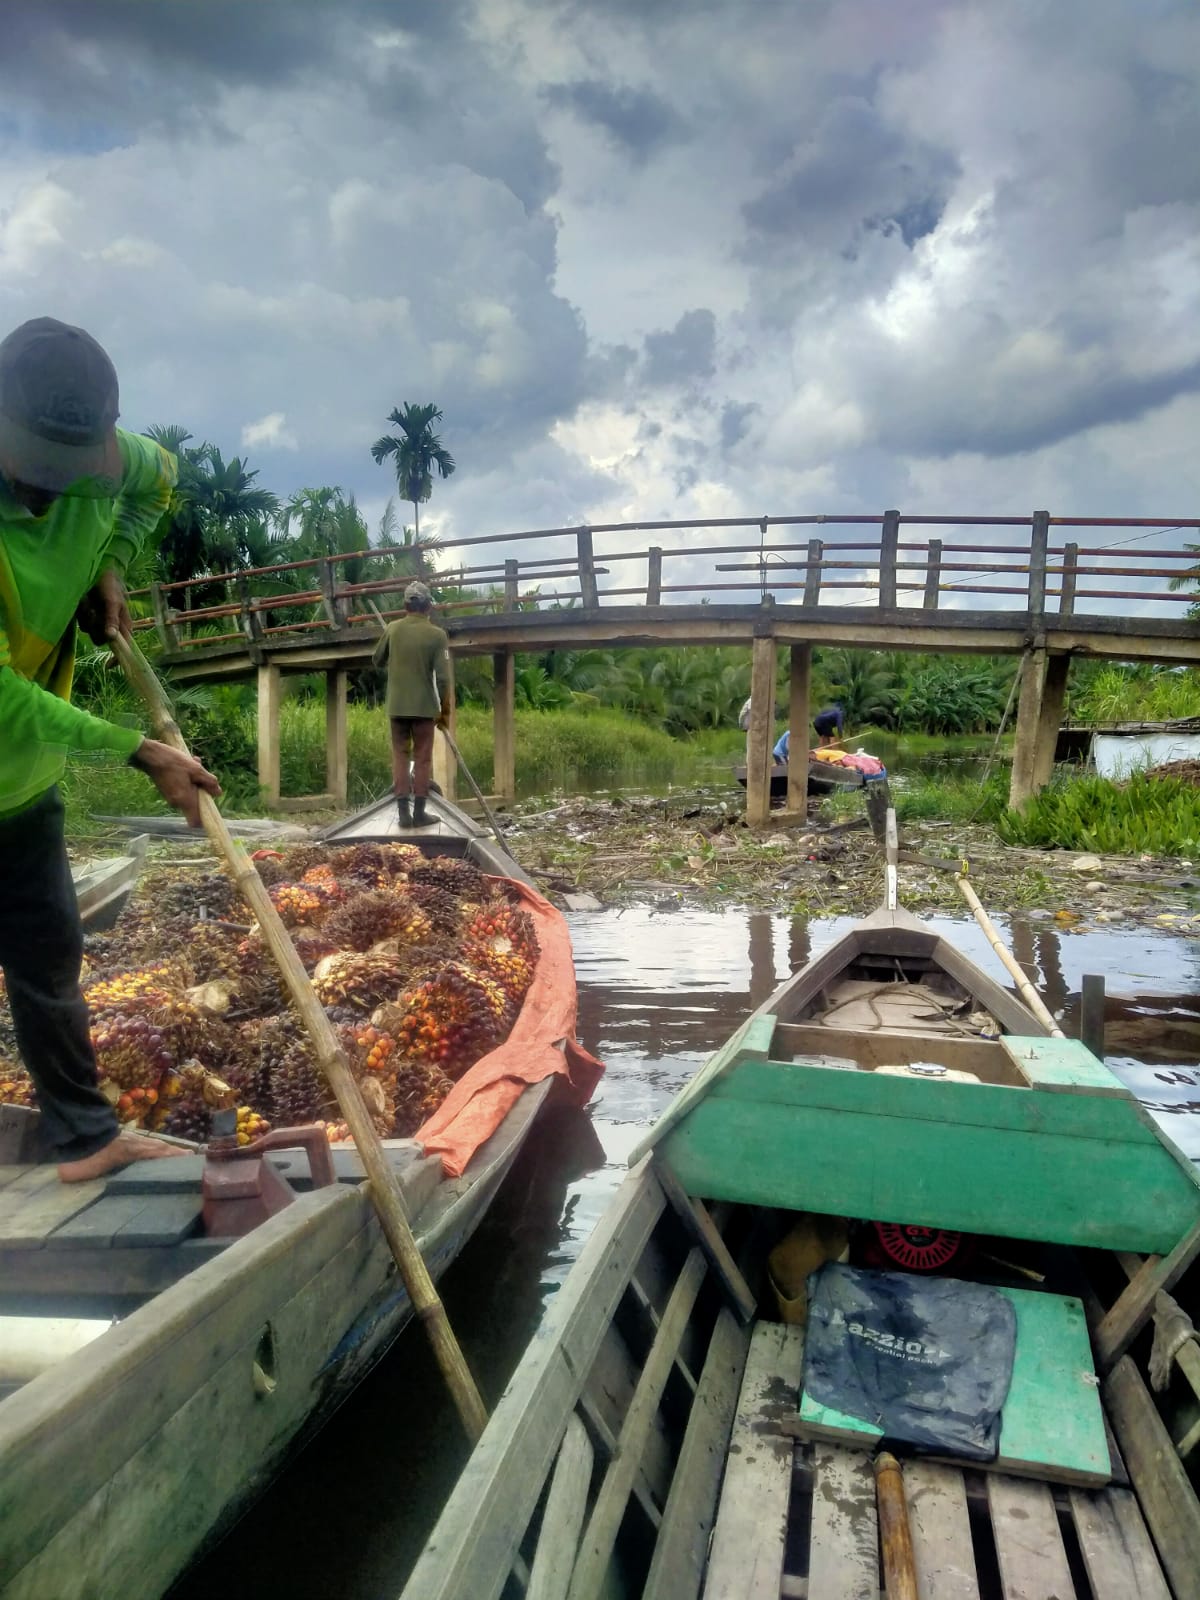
xmin=241 ymin=411 xmax=298 ymax=452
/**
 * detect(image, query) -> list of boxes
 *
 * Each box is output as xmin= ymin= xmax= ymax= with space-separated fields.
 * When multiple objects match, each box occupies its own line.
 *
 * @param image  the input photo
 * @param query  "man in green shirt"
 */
xmin=0 ymin=317 xmax=220 ymax=1181
xmin=372 ymin=581 xmax=450 ymax=828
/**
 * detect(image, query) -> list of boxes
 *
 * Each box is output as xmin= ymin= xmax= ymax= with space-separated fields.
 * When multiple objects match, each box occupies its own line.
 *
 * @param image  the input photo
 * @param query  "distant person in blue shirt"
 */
xmin=774 ymin=705 xmax=845 ymax=763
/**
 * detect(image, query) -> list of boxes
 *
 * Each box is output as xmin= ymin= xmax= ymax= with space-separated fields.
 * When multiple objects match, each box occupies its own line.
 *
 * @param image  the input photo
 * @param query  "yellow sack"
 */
xmin=768 ymin=1213 xmax=850 ymax=1325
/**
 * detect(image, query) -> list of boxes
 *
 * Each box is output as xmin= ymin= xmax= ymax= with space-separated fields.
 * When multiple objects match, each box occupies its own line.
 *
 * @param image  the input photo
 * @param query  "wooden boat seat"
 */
xmin=705 ymin=1323 xmax=1172 ymax=1600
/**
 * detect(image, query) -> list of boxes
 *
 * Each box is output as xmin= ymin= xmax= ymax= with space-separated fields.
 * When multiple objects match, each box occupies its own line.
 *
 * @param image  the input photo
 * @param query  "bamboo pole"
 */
xmin=110 ymin=632 xmax=489 ymax=1442
xmin=955 ymin=869 xmax=1065 ymax=1038
xmin=873 ymin=1453 xmax=919 ymax=1600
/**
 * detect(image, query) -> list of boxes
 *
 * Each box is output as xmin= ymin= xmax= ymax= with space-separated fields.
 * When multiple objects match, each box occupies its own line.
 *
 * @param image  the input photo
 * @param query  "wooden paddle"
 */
xmin=111 ymin=632 xmax=489 ymax=1441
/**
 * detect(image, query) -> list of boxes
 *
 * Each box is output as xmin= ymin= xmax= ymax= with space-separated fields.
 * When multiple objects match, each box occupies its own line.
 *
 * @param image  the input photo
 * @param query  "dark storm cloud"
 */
xmin=642 ymin=310 xmax=717 ymax=387
xmin=720 ymin=402 xmax=759 ymax=453
xmin=743 ymin=96 xmax=958 ymax=252
xmin=543 ymin=79 xmax=687 ymax=162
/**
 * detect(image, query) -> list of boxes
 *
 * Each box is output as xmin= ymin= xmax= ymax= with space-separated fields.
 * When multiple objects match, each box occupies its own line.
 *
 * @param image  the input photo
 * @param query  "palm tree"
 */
xmin=370 ymin=402 xmax=456 ymax=541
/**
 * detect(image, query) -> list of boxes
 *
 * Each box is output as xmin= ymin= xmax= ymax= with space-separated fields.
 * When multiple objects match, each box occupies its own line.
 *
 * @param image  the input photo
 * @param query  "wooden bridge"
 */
xmin=134 ymin=510 xmax=1200 ymax=824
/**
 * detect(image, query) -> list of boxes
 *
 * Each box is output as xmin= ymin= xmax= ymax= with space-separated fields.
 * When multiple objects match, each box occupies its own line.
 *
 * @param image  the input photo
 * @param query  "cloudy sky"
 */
xmin=2 ymin=0 xmax=1198 ymax=574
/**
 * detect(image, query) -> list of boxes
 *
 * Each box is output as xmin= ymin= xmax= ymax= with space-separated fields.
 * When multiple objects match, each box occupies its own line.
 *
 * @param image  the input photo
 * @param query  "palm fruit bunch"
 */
xmin=299 ymin=862 xmax=348 ymax=904
xmin=157 ymin=870 xmax=241 ymax=924
xmin=259 ymin=1014 xmax=333 ymax=1125
xmin=91 ymin=1013 xmax=172 ymax=1091
xmin=0 ymin=1058 xmax=35 ymax=1108
xmin=322 ymin=890 xmax=419 ymax=954
xmin=293 ymin=932 xmax=340 ymax=974
xmin=159 ymin=1082 xmax=211 ymax=1142
xmin=178 ymin=919 xmax=244 ymax=984
xmin=232 ymin=938 xmax=289 ymax=1016
xmin=462 ymin=902 xmax=539 ymax=1005
xmin=390 ymin=959 xmax=512 ymax=1078
xmin=268 ymin=881 xmax=331 ymax=929
xmin=342 ymin=1021 xmax=397 ymax=1079
xmin=406 ymin=880 xmax=470 ymax=939
xmin=312 ymin=951 xmax=410 ymax=1012
xmin=113 ymin=1082 xmax=161 ymax=1126
xmin=321 ymin=1118 xmax=351 ymax=1144
xmin=191 ymin=1017 xmax=267 ymax=1108
xmin=278 ymin=843 xmax=329 ymax=880
xmin=249 ymin=850 xmax=289 ymax=888
xmin=392 ymin=1059 xmax=455 ymax=1137
xmin=235 ymin=1105 xmax=270 ymax=1146
xmin=327 ymin=842 xmax=396 ymax=890
xmin=405 ymin=855 xmax=493 ymax=905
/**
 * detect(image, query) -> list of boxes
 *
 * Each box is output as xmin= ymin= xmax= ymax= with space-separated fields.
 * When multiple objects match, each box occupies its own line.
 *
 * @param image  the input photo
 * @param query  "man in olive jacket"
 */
xmin=372 ymin=581 xmax=450 ymax=828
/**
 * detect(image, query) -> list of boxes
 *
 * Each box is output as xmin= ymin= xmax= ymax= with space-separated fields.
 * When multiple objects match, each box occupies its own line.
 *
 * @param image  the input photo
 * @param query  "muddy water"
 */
xmin=173 ymin=911 xmax=1199 ymax=1600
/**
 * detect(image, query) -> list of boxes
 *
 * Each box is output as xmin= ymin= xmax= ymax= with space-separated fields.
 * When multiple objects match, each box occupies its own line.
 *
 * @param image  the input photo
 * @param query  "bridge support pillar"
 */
xmin=493 ymin=649 xmax=515 ymax=802
xmin=325 ymin=669 xmax=348 ymax=808
xmin=257 ymin=664 xmax=281 ymax=808
xmin=746 ymin=636 xmax=776 ymax=826
xmin=1010 ymin=650 xmax=1069 ymax=808
xmin=432 ymin=651 xmax=458 ymax=802
xmin=785 ymin=645 xmax=811 ymax=814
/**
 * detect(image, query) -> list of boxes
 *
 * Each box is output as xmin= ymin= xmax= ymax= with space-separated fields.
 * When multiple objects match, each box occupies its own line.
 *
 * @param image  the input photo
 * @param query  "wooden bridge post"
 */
xmin=1059 ymin=542 xmax=1078 ymax=615
xmin=432 ymin=651 xmax=458 ymax=801
xmin=1028 ymin=510 xmax=1049 ymax=627
xmin=257 ymin=664 xmax=281 ymax=808
xmin=493 ymin=649 xmax=516 ymax=802
xmin=504 ymin=559 xmax=519 ymax=611
xmin=786 ymin=645 xmax=811 ymax=814
xmin=746 ymin=633 xmax=776 ymax=827
xmin=149 ymin=582 xmax=179 ymax=652
xmin=1031 ymin=655 xmax=1070 ymax=793
xmin=318 ymin=558 xmax=347 ymax=628
xmin=577 ymin=528 xmax=599 ymax=608
xmin=803 ymin=538 xmax=823 ymax=606
xmin=325 ymin=669 xmax=348 ymax=807
xmin=923 ymin=539 xmax=942 ymax=610
xmin=647 ymin=547 xmax=663 ymax=606
xmin=879 ymin=510 xmax=899 ymax=609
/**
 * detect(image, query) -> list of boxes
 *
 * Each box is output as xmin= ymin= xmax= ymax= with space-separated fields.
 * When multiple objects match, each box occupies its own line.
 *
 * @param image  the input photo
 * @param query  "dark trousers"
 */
xmin=389 ymin=716 xmax=436 ymax=797
xmin=0 ymin=788 xmax=117 ymax=1160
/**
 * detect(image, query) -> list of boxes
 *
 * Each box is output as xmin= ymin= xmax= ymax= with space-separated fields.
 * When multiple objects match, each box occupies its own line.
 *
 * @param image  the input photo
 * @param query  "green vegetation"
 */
xmin=370 ymin=402 xmax=456 ymax=541
xmin=1066 ymin=661 xmax=1200 ymax=724
xmin=997 ymin=774 xmax=1200 ymax=857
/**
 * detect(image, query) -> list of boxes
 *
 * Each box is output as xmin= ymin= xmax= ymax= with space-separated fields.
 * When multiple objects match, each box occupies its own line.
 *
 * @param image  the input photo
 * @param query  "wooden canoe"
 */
xmin=733 ymin=759 xmax=891 ymax=800
xmin=400 ymin=904 xmax=1200 ymax=1600
xmin=0 ymin=804 xmax=577 ymax=1600
xmin=72 ymin=834 xmax=149 ymax=932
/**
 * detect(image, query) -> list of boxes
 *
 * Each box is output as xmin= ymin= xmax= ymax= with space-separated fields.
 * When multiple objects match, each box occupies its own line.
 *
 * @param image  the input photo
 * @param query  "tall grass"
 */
xmin=997 ymin=774 xmax=1200 ymax=856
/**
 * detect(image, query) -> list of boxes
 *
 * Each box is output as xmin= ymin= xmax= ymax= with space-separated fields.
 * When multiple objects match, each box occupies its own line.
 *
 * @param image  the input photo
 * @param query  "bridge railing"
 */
xmin=130 ymin=512 xmax=1200 ymax=654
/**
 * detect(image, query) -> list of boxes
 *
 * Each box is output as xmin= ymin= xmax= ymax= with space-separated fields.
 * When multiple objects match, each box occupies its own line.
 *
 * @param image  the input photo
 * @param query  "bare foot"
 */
xmin=58 ymin=1130 xmax=190 ymax=1184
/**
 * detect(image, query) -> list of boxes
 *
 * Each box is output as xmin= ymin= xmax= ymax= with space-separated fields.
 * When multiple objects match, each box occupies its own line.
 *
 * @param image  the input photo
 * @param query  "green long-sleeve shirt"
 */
xmin=0 ymin=428 xmax=177 ymax=817
xmin=372 ymin=612 xmax=449 ymax=719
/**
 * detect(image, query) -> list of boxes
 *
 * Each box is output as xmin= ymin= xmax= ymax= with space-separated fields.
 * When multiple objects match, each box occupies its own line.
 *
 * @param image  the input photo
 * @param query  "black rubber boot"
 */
xmin=410 ymin=795 xmax=437 ymax=828
xmin=396 ymin=796 xmax=412 ymax=829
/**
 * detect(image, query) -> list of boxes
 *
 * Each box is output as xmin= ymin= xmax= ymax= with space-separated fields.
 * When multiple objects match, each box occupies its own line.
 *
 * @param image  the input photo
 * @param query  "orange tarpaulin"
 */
xmin=415 ymin=878 xmax=605 ymax=1177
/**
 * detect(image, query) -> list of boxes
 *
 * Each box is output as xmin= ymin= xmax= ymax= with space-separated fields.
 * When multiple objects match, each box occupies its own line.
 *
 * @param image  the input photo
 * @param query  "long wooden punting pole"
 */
xmin=111 ymin=633 xmax=489 ymax=1442
xmin=955 ymin=870 xmax=1065 ymax=1038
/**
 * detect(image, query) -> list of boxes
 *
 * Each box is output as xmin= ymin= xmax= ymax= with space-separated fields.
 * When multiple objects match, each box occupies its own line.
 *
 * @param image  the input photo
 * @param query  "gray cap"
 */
xmin=0 ymin=317 xmax=123 ymax=492
xmin=404 ymin=581 xmax=433 ymax=606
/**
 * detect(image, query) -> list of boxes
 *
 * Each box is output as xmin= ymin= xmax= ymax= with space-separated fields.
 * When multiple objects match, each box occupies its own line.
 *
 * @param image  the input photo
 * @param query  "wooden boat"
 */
xmin=318 ymin=788 xmax=527 ymax=881
xmin=401 ymin=901 xmax=1200 ymax=1600
xmin=733 ymin=758 xmax=890 ymax=801
xmin=0 ymin=797 xmax=591 ymax=1600
xmin=72 ymin=833 xmax=149 ymax=932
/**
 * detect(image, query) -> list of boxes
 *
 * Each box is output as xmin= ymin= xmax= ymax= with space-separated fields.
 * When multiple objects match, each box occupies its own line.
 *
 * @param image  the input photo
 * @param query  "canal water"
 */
xmin=171 ymin=909 xmax=1199 ymax=1600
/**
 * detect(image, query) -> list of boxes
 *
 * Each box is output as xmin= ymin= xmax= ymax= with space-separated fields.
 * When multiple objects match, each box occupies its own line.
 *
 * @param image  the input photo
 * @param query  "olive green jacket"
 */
xmin=372 ymin=613 xmax=449 ymax=719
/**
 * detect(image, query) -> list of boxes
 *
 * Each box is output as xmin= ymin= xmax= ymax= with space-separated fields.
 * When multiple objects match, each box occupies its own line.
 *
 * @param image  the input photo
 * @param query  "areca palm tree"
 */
xmin=370 ymin=403 xmax=456 ymax=541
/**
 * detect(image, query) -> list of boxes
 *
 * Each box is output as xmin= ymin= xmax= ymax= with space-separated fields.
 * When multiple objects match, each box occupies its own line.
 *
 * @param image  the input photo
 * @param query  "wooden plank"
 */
xmin=647 ymin=546 xmax=663 ymax=607
xmin=1028 ymin=509 xmax=1049 ymax=629
xmin=806 ymin=1446 xmax=878 ymax=1600
xmin=703 ymin=1322 xmax=804 ymax=1600
xmin=644 ymin=1308 xmax=749 ymax=1600
xmin=879 ymin=509 xmax=899 ymax=610
xmin=905 ymin=1462 xmax=980 ymax=1599
xmin=924 ymin=539 xmax=943 ymax=610
xmin=653 ymin=1160 xmax=755 ymax=1323
xmin=666 ymin=1092 xmax=1197 ymax=1256
xmin=1095 ymin=1215 xmax=1200 ymax=1370
xmin=580 ymin=1324 xmax=672 ymax=1518
xmin=577 ymin=528 xmax=599 ymax=608
xmin=399 ymin=1165 xmax=666 ymax=1600
xmin=568 ymin=1248 xmax=708 ymax=1600
xmin=1104 ymin=1356 xmax=1200 ymax=1600
xmin=526 ymin=1414 xmax=593 ymax=1600
xmin=745 ymin=633 xmax=776 ymax=828
xmin=0 ymin=1166 xmax=30 ymax=1190
xmin=987 ymin=1475 xmax=1075 ymax=1599
xmin=1068 ymin=1487 xmax=1170 ymax=1600
xmin=786 ymin=644 xmax=811 ymax=813
xmin=0 ymin=1169 xmax=106 ymax=1249
xmin=803 ymin=537 xmax=823 ymax=606
xmin=1000 ymin=1036 xmax=1128 ymax=1097
xmin=116 ymin=1194 xmax=204 ymax=1248
xmin=256 ymin=662 xmax=281 ymax=806
xmin=46 ymin=1194 xmax=155 ymax=1248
